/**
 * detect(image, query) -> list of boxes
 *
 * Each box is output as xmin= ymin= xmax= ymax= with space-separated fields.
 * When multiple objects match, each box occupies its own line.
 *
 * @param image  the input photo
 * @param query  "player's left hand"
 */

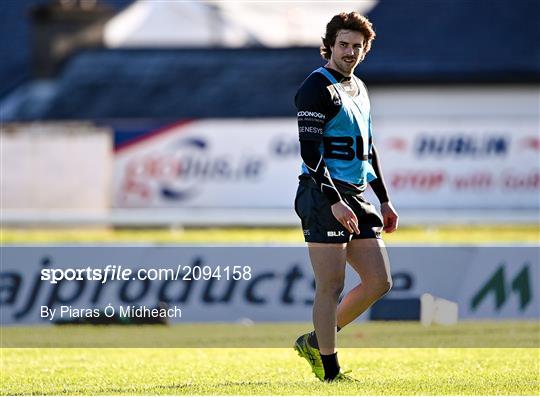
xmin=381 ymin=201 xmax=399 ymax=233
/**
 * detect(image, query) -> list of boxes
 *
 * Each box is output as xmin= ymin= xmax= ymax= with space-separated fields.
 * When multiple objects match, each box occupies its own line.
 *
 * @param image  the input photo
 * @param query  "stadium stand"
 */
xmin=1 ymin=0 xmax=539 ymax=121
xmin=2 ymin=48 xmax=322 ymax=120
xmin=0 ymin=0 xmax=132 ymax=99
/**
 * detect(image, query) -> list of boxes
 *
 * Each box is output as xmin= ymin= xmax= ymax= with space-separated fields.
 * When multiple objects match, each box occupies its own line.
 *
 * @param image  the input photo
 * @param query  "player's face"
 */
xmin=328 ymin=30 xmax=366 ymax=76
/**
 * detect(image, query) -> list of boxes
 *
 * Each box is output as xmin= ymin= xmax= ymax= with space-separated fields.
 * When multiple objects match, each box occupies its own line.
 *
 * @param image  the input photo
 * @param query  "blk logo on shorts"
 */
xmin=303 ymin=230 xmax=311 ymax=236
xmin=327 ymin=231 xmax=345 ymax=237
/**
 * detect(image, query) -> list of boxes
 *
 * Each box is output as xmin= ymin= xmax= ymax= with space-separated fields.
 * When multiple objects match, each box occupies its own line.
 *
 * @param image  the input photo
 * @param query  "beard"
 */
xmin=337 ymin=57 xmax=358 ymax=73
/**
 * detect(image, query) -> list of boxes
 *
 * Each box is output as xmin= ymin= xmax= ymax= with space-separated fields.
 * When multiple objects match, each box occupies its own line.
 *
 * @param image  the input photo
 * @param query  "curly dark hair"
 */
xmin=320 ymin=12 xmax=376 ymax=60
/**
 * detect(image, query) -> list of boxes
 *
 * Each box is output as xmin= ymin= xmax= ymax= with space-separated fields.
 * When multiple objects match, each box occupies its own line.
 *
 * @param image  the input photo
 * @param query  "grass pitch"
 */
xmin=1 ymin=322 xmax=539 ymax=395
xmin=1 ymin=224 xmax=538 ymax=244
xmin=2 ymin=347 xmax=538 ymax=395
xmin=2 ymin=322 xmax=538 ymax=348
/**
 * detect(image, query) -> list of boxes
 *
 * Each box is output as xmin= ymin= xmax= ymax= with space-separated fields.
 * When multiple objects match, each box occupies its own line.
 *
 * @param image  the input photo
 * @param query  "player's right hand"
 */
xmin=331 ymin=200 xmax=360 ymax=234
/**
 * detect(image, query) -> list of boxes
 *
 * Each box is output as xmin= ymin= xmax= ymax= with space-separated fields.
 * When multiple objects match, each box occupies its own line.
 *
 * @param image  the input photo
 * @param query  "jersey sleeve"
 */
xmin=295 ymin=73 xmax=342 ymax=205
xmin=300 ymin=140 xmax=342 ymax=205
xmin=369 ymin=145 xmax=390 ymax=204
xmin=295 ymin=74 xmax=331 ymax=142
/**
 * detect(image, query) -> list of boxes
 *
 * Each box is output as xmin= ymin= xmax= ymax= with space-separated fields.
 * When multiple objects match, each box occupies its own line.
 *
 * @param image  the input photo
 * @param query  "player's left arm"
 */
xmin=370 ymin=144 xmax=399 ymax=233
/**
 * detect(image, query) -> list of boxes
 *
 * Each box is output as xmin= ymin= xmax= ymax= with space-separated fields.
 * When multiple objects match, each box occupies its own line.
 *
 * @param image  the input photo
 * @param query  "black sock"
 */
xmin=307 ymin=331 xmax=319 ymax=349
xmin=321 ymin=352 xmax=340 ymax=380
xmin=308 ymin=326 xmax=342 ymax=350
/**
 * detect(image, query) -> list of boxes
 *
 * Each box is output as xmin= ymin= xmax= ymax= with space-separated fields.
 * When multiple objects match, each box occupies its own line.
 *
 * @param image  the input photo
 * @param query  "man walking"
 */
xmin=293 ymin=12 xmax=398 ymax=382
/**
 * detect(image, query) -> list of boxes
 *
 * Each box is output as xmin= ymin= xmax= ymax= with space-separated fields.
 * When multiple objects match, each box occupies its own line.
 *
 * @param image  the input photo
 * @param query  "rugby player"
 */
xmin=293 ymin=12 xmax=398 ymax=382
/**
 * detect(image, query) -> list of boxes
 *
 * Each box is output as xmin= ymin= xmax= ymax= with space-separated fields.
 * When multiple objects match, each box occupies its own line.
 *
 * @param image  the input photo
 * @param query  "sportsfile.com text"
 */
xmin=41 ymin=265 xmax=253 ymax=284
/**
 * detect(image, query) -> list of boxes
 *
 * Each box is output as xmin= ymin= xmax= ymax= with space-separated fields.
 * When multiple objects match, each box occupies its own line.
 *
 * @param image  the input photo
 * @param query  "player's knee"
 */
xmin=383 ymin=278 xmax=393 ymax=295
xmin=316 ymin=279 xmax=344 ymax=300
xmin=373 ymin=277 xmax=392 ymax=299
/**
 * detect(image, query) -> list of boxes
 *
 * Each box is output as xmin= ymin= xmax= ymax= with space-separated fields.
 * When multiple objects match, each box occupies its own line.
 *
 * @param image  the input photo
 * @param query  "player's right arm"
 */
xmin=295 ymin=75 xmax=360 ymax=234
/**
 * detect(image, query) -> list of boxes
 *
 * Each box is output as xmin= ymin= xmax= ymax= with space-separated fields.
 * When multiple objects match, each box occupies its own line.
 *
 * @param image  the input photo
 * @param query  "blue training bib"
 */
xmin=301 ymin=67 xmax=377 ymax=186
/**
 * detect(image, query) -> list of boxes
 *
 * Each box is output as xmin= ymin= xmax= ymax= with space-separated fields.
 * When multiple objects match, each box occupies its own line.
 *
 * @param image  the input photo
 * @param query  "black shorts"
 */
xmin=294 ymin=177 xmax=383 ymax=243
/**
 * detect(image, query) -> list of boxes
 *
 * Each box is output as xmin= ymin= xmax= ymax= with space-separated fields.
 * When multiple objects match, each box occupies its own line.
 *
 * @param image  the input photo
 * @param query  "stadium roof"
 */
xmin=103 ymin=1 xmax=378 ymax=48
